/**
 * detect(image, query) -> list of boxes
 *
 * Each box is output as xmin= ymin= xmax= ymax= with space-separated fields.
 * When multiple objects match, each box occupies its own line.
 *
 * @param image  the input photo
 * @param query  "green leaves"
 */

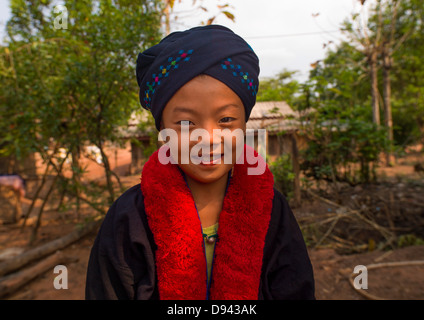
xmin=260 ymin=0 xmax=422 ymax=188
xmin=270 ymin=154 xmax=295 ymax=200
xmin=256 ymin=69 xmax=300 ymax=107
xmin=0 ymin=0 xmax=163 ymax=211
xmin=301 ymin=113 xmax=389 ymax=184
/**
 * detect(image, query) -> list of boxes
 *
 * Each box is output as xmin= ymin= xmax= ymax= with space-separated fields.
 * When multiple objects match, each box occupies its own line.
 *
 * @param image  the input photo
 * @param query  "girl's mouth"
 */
xmin=192 ymin=153 xmax=224 ymax=166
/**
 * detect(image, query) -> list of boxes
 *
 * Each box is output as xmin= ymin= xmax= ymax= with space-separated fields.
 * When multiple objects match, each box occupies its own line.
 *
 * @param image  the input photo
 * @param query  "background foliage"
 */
xmin=0 ymin=0 xmax=163 ymax=241
xmin=260 ymin=0 xmax=424 ymax=194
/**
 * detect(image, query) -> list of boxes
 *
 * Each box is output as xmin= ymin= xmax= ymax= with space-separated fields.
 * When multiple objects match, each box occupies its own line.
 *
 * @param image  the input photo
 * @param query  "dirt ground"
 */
xmin=1 ymin=143 xmax=423 ymax=300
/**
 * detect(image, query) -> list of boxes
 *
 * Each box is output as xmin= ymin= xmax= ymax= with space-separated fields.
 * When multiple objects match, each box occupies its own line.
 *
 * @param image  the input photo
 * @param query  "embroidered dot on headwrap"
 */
xmin=136 ymin=25 xmax=260 ymax=131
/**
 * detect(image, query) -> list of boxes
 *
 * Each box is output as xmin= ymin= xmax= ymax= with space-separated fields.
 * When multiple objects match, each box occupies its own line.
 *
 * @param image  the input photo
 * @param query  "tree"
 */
xmin=300 ymin=41 xmax=388 ymax=185
xmin=343 ymin=0 xmax=415 ymax=165
xmin=342 ymin=0 xmax=384 ymax=126
xmin=1 ymin=0 xmax=163 ymax=242
xmin=369 ymin=0 xmax=411 ymax=165
xmin=256 ymin=69 xmax=301 ymax=108
xmin=389 ymin=0 xmax=424 ymax=147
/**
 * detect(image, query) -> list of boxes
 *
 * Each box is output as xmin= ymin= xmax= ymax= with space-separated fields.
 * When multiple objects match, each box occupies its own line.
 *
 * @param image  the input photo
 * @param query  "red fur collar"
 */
xmin=140 ymin=144 xmax=274 ymax=300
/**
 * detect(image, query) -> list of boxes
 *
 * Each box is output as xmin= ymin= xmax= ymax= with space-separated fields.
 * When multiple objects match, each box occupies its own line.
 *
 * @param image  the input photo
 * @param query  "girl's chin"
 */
xmin=179 ymin=163 xmax=232 ymax=184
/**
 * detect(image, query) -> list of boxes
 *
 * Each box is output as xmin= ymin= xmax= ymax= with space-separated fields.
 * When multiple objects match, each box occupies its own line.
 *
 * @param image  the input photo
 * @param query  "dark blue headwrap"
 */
xmin=136 ymin=25 xmax=260 ymax=131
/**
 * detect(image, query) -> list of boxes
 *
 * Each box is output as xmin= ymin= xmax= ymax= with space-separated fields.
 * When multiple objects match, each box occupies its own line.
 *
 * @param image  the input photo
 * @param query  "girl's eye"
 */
xmin=220 ymin=117 xmax=235 ymax=123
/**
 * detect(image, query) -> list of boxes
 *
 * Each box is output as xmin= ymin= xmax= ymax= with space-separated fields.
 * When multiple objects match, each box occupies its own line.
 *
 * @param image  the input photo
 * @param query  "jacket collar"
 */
xmin=140 ymin=144 xmax=274 ymax=300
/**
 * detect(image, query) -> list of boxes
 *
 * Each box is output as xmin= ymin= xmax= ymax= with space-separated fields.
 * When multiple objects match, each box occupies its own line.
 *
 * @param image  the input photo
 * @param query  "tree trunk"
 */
xmin=0 ymin=220 xmax=101 ymax=278
xmin=71 ymin=147 xmax=81 ymax=219
xmin=28 ymin=170 xmax=60 ymax=245
xmin=290 ymin=133 xmax=301 ymax=207
xmin=97 ymin=140 xmax=115 ymax=205
xmin=369 ymin=50 xmax=380 ymax=125
xmin=383 ymin=46 xmax=394 ymax=166
xmin=0 ymin=251 xmax=72 ymax=298
xmin=29 ymin=152 xmax=70 ymax=245
xmin=21 ymin=142 xmax=61 ymax=229
xmin=55 ymin=177 xmax=68 ymax=212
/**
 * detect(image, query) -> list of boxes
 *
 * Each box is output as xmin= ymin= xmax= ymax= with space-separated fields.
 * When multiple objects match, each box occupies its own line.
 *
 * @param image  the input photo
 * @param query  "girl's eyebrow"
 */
xmin=218 ymin=104 xmax=240 ymax=111
xmin=173 ymin=104 xmax=239 ymax=114
xmin=172 ymin=106 xmax=199 ymax=114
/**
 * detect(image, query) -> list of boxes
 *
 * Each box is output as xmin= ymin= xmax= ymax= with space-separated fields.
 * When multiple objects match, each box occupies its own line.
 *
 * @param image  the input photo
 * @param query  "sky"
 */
xmin=168 ymin=0 xmax=364 ymax=81
xmin=0 ymin=0 xmax=366 ymax=82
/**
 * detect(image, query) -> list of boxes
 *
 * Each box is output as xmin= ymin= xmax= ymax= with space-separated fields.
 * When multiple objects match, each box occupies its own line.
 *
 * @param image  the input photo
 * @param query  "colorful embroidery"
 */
xmin=221 ymin=58 xmax=258 ymax=96
xmin=143 ymin=49 xmax=194 ymax=110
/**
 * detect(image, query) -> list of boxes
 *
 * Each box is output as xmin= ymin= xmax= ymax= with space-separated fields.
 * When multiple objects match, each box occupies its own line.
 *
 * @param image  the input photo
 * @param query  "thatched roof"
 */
xmin=246 ymin=101 xmax=299 ymax=133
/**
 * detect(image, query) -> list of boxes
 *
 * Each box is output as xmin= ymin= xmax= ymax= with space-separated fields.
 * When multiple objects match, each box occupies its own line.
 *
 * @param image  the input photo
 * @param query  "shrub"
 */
xmin=270 ymin=153 xmax=295 ymax=200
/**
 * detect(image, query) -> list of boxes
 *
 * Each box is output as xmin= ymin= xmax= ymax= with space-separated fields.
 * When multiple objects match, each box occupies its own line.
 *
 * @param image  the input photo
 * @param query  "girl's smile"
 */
xmin=161 ymin=74 xmax=246 ymax=184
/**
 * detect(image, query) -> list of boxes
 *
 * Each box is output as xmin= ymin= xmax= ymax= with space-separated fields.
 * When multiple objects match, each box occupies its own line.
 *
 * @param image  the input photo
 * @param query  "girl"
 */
xmin=85 ymin=25 xmax=315 ymax=300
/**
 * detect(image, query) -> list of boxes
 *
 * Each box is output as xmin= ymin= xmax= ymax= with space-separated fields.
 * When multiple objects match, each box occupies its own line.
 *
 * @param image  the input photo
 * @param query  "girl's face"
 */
xmin=161 ymin=75 xmax=246 ymax=184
